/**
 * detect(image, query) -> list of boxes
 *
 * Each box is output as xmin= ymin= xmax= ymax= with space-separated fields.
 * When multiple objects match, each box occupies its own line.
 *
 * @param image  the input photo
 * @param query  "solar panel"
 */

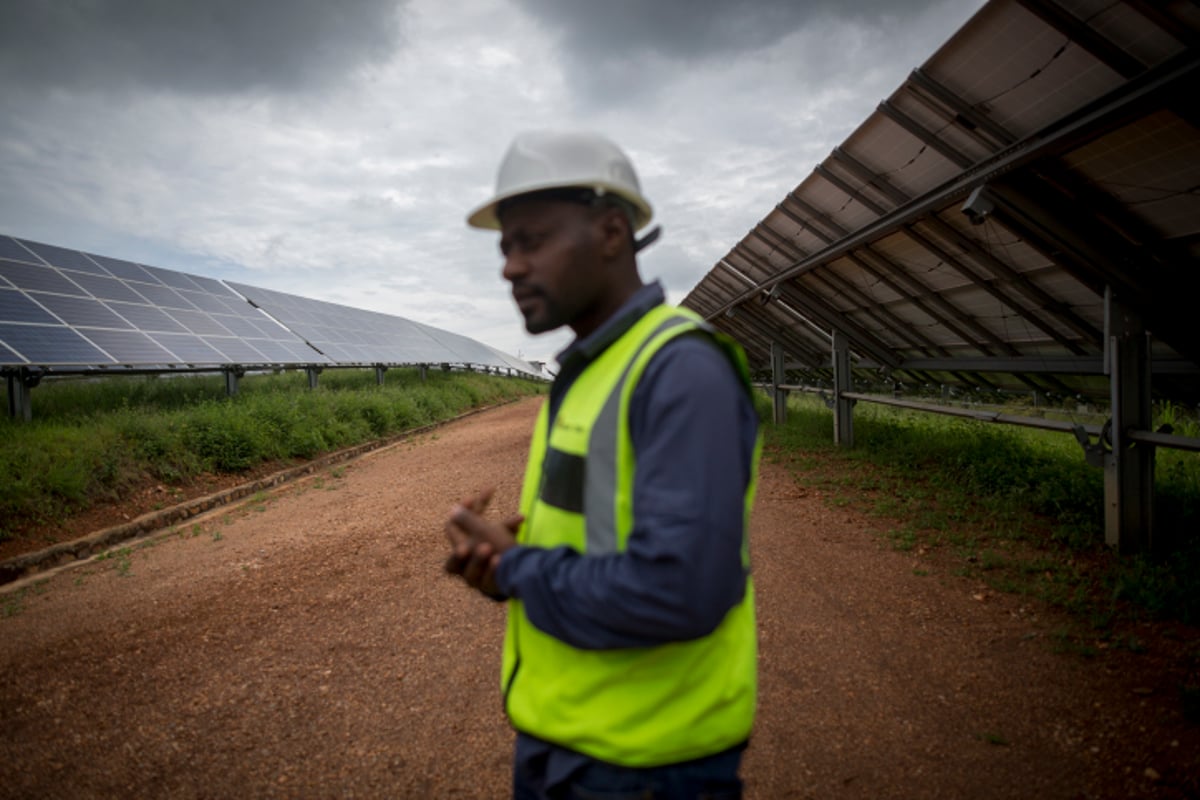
xmin=0 ymin=289 xmax=58 ymax=325
xmin=0 ymin=236 xmax=325 ymax=368
xmin=105 ymin=301 xmax=190 ymax=333
xmin=88 ymin=254 xmax=157 ymax=283
xmin=0 ymin=260 xmax=89 ymax=296
xmin=227 ymin=281 xmax=457 ymax=366
xmin=19 ymin=240 xmax=109 ymax=276
xmin=0 ymin=322 xmax=112 ymax=365
xmin=66 ymin=272 xmax=149 ymax=304
xmin=678 ymin=0 xmax=1199 ymax=404
xmin=33 ymin=294 xmax=134 ymax=329
xmin=81 ymin=328 xmax=177 ymax=364
xmin=0 ymin=239 xmax=39 ymax=264
xmin=0 ymin=235 xmax=539 ymax=377
xmin=202 ymin=336 xmax=267 ymax=363
xmin=130 ymin=282 xmax=195 ymax=310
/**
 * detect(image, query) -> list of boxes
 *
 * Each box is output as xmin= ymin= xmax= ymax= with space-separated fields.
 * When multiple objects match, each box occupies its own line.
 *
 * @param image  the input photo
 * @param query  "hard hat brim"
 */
xmin=466 ymin=179 xmax=653 ymax=232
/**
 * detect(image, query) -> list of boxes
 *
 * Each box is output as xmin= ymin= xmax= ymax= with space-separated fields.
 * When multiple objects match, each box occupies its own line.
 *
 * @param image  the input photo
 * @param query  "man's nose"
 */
xmin=502 ymin=251 xmax=527 ymax=282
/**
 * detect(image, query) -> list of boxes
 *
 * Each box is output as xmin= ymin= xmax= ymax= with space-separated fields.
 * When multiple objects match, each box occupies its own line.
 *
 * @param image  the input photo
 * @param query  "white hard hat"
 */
xmin=466 ymin=130 xmax=655 ymax=232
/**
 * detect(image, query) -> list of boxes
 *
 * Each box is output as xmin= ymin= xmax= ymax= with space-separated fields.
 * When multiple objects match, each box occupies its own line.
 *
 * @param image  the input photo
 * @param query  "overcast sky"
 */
xmin=0 ymin=0 xmax=987 ymax=364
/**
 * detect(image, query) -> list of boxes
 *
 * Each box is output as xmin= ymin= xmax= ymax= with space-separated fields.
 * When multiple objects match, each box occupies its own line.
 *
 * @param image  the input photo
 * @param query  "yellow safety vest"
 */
xmin=502 ymin=303 xmax=760 ymax=767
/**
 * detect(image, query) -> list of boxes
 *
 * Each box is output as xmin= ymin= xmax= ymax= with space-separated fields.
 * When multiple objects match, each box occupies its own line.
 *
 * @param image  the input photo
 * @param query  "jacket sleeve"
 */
xmin=494 ymin=334 xmax=758 ymax=650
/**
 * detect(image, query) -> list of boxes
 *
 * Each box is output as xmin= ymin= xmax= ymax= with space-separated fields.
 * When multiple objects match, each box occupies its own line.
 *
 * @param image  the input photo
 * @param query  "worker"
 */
xmin=445 ymin=130 xmax=761 ymax=800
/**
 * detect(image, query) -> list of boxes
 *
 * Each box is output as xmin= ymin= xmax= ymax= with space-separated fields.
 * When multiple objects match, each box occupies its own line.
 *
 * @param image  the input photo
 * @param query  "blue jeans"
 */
xmin=513 ymin=734 xmax=744 ymax=800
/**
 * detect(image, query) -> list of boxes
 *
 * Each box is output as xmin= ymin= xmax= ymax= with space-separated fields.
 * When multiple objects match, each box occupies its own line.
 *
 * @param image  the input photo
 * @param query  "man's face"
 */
xmin=498 ymin=199 xmax=604 ymax=335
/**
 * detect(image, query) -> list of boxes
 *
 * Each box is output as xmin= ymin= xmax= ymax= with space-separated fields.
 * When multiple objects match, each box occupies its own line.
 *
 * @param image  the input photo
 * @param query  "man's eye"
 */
xmin=509 ymin=235 xmax=544 ymax=255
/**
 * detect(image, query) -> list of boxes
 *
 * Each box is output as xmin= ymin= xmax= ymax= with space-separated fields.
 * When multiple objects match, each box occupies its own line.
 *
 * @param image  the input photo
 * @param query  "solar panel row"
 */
xmin=0 ymin=238 xmax=323 ymax=368
xmin=226 ymin=282 xmax=529 ymax=373
xmin=0 ymin=235 xmax=539 ymax=377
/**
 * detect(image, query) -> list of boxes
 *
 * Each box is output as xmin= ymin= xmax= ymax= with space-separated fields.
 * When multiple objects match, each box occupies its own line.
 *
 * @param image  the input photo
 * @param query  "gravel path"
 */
xmin=1 ymin=397 xmax=1196 ymax=798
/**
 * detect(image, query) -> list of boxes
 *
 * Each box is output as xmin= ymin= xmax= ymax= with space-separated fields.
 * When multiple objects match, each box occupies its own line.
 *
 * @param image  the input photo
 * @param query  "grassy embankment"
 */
xmin=0 ymin=368 xmax=544 ymax=541
xmin=755 ymin=391 xmax=1200 ymax=637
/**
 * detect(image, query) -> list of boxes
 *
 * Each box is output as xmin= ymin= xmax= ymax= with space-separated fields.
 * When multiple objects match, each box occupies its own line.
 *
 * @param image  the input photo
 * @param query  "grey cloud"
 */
xmin=512 ymin=0 xmax=948 ymax=61
xmin=508 ymin=0 xmax=972 ymax=109
xmin=0 ymin=0 xmax=407 ymax=95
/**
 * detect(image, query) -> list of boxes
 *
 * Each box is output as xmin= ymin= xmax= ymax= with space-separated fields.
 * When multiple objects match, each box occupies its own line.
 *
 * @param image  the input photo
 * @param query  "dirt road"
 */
xmin=1 ymin=398 xmax=1196 ymax=798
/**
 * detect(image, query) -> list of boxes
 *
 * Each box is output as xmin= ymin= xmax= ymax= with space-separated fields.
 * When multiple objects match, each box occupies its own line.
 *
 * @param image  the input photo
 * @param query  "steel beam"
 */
xmin=771 ymin=341 xmax=788 ymax=425
xmin=833 ymin=331 xmax=854 ymax=446
xmin=829 ymin=146 xmax=1095 ymax=355
xmin=1013 ymin=0 xmax=1146 ymax=79
xmin=988 ymin=174 xmax=1200 ymax=367
xmin=6 ymin=372 xmax=32 ymax=422
xmin=734 ymin=238 xmax=899 ymax=367
xmin=905 ymin=68 xmax=1018 ymax=147
xmin=877 ymin=101 xmax=974 ymax=169
xmin=1105 ymin=292 xmax=1155 ymax=554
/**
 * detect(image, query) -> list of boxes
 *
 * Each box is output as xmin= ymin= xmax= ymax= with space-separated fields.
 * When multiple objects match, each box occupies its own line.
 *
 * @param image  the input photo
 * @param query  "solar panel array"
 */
xmin=680 ymin=0 xmax=1200 ymax=402
xmin=0 ymin=235 xmax=539 ymax=377
xmin=227 ymin=281 xmax=532 ymax=374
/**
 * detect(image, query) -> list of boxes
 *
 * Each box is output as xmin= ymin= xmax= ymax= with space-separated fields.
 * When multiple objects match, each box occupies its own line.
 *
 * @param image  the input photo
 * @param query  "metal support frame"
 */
xmin=770 ymin=341 xmax=788 ymax=425
xmin=419 ymin=364 xmax=428 ymax=382
xmin=6 ymin=369 xmax=40 ymax=422
xmin=704 ymin=49 xmax=1198 ymax=318
xmin=833 ymin=332 xmax=855 ymax=447
xmin=306 ymin=366 xmax=322 ymax=390
xmin=1105 ymin=292 xmax=1155 ymax=554
xmin=223 ymin=367 xmax=244 ymax=397
xmin=375 ymin=365 xmax=387 ymax=385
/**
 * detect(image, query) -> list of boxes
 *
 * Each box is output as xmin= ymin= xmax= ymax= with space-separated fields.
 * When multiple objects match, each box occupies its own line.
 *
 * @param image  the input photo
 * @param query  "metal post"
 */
xmin=306 ymin=367 xmax=321 ymax=390
xmin=375 ymin=366 xmax=387 ymax=385
xmin=224 ymin=368 xmax=240 ymax=397
xmin=419 ymin=364 xmax=428 ymax=382
xmin=770 ymin=341 xmax=787 ymax=425
xmin=1105 ymin=293 xmax=1154 ymax=554
xmin=6 ymin=372 xmax=33 ymax=422
xmin=833 ymin=331 xmax=854 ymax=447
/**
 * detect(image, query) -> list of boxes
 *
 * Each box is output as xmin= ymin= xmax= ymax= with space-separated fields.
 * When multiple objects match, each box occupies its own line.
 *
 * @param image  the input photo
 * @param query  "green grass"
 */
xmin=760 ymin=391 xmax=1200 ymax=629
xmin=0 ymin=368 xmax=543 ymax=539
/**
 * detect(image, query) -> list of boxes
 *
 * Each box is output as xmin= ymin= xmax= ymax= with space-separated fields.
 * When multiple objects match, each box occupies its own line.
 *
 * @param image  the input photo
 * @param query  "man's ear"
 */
xmin=596 ymin=207 xmax=632 ymax=260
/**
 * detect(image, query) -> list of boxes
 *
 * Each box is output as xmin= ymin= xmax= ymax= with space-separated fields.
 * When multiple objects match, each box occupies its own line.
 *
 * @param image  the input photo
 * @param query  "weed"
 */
xmin=977 ymin=732 xmax=1009 ymax=746
xmin=887 ymin=526 xmax=917 ymax=552
xmin=1048 ymin=627 xmax=1098 ymax=659
xmin=331 ymin=466 xmax=346 ymax=479
xmin=2 ymin=592 xmax=22 ymax=618
xmin=212 ymin=530 xmax=223 ymax=542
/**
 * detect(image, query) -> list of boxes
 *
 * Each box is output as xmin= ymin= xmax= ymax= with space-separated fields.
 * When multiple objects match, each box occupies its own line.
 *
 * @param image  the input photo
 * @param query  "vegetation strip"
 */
xmin=758 ymin=392 xmax=1200 ymax=630
xmin=0 ymin=401 xmax=516 ymax=588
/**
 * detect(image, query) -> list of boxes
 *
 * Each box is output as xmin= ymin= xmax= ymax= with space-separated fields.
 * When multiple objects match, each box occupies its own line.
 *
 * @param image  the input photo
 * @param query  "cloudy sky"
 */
xmin=0 ymin=0 xmax=987 ymax=364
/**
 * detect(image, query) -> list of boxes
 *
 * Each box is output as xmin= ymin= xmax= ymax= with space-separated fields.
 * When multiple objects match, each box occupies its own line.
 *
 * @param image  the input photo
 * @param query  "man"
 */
xmin=445 ymin=130 xmax=761 ymax=800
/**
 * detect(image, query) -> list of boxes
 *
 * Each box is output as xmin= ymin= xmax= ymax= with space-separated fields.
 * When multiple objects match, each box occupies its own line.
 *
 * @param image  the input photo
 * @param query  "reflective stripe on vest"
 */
xmin=502 ymin=303 xmax=760 ymax=767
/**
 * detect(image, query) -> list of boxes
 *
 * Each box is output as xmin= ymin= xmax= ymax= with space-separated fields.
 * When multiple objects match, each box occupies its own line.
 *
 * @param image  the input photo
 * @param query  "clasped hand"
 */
xmin=443 ymin=486 xmax=522 ymax=599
